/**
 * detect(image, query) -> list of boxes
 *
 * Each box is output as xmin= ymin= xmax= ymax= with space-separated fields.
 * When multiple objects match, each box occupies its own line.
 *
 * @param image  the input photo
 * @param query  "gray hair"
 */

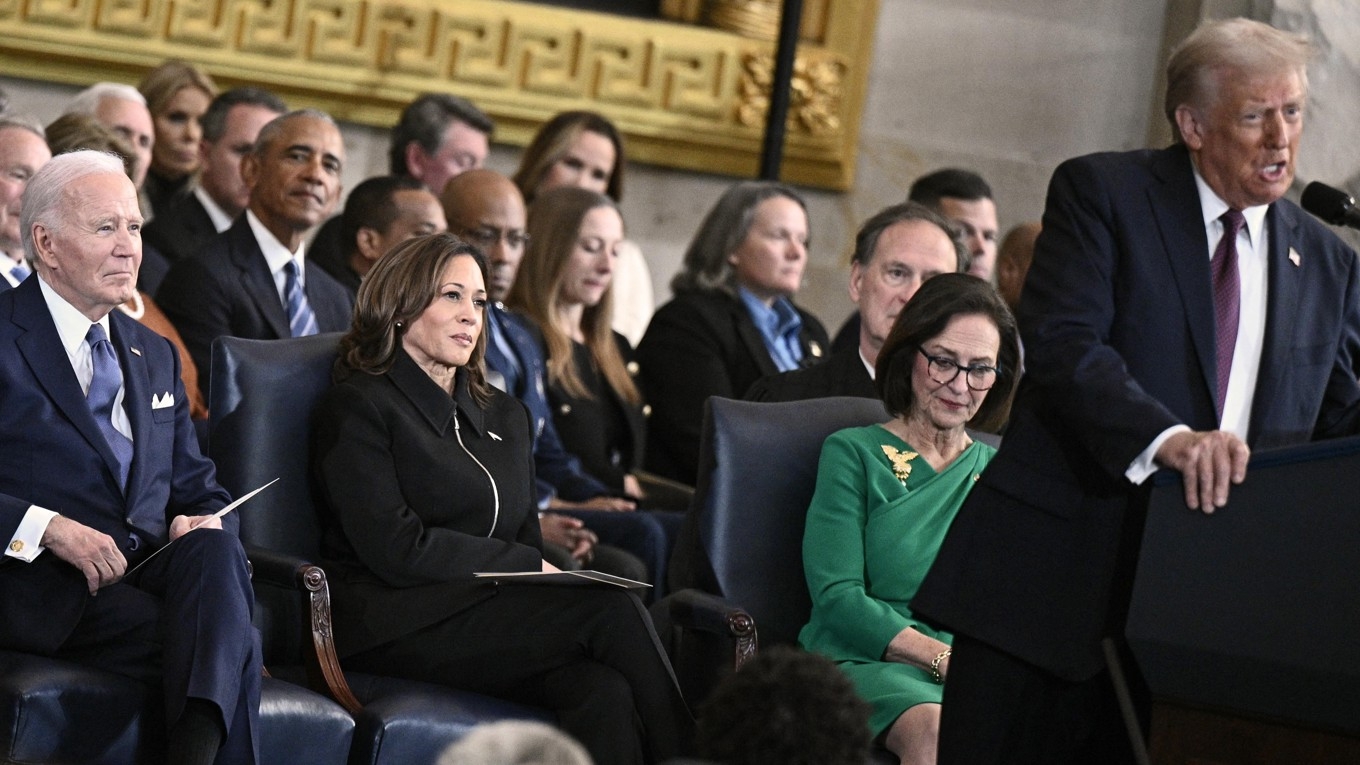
xmin=852 ymin=201 xmax=969 ymax=273
xmin=436 ymin=721 xmax=592 ymax=765
xmin=22 ymin=150 xmax=129 ymax=262
xmin=65 ymin=82 xmax=146 ymax=116
xmin=251 ymin=109 xmax=338 ymax=157
xmin=671 ymin=180 xmax=807 ymax=297
xmin=1165 ymin=18 xmax=1313 ymax=139
xmin=0 ymin=114 xmax=45 ymax=141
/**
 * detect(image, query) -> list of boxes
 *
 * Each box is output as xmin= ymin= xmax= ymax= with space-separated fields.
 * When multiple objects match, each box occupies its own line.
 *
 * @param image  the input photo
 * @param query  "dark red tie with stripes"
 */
xmin=1212 ymin=209 xmax=1246 ymax=420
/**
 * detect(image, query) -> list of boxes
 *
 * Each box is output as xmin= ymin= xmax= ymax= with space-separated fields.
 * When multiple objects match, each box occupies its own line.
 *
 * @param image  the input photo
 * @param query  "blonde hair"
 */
xmin=138 ymin=60 xmax=218 ymax=118
xmin=1164 ymin=18 xmax=1312 ymax=138
xmin=505 ymin=186 xmax=640 ymax=406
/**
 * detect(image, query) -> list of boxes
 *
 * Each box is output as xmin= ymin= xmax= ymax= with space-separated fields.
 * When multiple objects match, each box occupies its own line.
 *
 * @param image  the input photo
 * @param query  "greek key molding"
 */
xmin=0 ymin=0 xmax=878 ymax=189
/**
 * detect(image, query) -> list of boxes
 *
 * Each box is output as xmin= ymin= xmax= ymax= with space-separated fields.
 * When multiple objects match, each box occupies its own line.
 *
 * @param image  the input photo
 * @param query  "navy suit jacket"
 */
xmin=486 ymin=306 xmax=611 ymax=503
xmin=0 ymin=278 xmax=231 ymax=654
xmin=156 ymin=215 xmax=354 ymax=398
xmin=913 ymin=146 xmax=1360 ymax=680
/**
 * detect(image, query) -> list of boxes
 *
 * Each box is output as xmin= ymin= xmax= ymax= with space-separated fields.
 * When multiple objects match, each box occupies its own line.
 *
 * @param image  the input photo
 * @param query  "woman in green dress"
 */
xmin=799 ymin=273 xmax=1020 ymax=765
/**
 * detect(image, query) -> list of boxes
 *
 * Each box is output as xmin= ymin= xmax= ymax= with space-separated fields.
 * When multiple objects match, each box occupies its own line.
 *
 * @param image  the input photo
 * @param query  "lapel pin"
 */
xmin=1288 ymin=248 xmax=1301 ymax=268
xmin=130 ymin=346 xmax=142 ymax=356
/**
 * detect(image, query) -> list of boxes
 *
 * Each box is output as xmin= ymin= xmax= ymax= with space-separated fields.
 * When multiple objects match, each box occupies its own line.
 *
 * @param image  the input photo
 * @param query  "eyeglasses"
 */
xmin=918 ymin=349 xmax=999 ymax=391
xmin=456 ymin=226 xmax=529 ymax=251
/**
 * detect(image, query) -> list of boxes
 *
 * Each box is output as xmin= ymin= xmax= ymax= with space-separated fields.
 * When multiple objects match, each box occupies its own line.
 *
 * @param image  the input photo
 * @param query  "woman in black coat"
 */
xmin=311 ymin=233 xmax=691 ymax=765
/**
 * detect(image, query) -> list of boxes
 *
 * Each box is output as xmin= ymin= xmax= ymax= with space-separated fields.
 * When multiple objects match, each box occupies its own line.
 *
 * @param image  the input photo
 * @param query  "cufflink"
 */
xmin=9 ymin=540 xmax=23 ymax=553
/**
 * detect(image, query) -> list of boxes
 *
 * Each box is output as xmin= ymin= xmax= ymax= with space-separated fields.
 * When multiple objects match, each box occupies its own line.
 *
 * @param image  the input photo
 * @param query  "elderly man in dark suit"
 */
xmin=747 ymin=202 xmax=966 ymax=402
xmin=142 ymin=88 xmax=287 ymax=266
xmin=157 ymin=109 xmax=353 ymax=398
xmin=0 ymin=150 xmax=260 ymax=764
xmin=913 ymin=18 xmax=1360 ymax=765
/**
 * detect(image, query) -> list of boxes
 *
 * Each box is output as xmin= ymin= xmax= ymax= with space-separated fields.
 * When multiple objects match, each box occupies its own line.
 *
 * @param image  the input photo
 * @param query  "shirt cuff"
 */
xmin=5 ymin=505 xmax=58 ymax=562
xmin=1125 ymin=425 xmax=1191 ymax=485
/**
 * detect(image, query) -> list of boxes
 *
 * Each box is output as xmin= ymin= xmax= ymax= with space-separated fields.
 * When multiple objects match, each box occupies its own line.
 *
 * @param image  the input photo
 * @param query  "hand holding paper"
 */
xmin=126 ymin=477 xmax=279 ymax=576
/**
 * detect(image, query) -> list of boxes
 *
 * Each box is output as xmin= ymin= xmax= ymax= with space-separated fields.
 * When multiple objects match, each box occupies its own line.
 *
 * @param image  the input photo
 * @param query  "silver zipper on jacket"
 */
xmin=453 ymin=410 xmax=500 ymax=536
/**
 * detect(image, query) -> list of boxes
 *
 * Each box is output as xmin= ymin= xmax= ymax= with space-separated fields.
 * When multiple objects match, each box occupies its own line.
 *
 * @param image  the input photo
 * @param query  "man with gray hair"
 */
xmin=914 ymin=18 xmax=1360 ymax=763
xmin=0 ymin=150 xmax=261 ymax=764
xmin=0 ymin=115 xmax=50 ymax=289
xmin=64 ymin=83 xmax=154 ymax=190
xmin=157 ymin=109 xmax=353 ymax=397
xmin=747 ymin=202 xmax=966 ymax=401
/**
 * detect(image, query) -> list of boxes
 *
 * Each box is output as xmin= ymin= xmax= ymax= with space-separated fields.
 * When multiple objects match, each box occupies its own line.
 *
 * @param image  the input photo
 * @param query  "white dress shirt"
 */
xmin=1125 ymin=169 xmax=1269 ymax=484
xmin=245 ymin=210 xmax=308 ymax=308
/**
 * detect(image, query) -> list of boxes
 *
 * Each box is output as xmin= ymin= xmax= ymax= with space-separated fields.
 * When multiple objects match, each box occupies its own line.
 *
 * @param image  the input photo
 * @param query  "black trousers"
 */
xmin=347 ymin=584 xmax=693 ymax=765
xmin=57 ymin=528 xmax=261 ymax=765
xmin=937 ymin=634 xmax=1140 ymax=765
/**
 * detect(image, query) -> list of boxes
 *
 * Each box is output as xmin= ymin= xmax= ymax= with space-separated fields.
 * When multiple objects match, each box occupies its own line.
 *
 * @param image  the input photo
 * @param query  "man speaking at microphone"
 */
xmin=0 ymin=150 xmax=260 ymax=764
xmin=913 ymin=18 xmax=1360 ymax=765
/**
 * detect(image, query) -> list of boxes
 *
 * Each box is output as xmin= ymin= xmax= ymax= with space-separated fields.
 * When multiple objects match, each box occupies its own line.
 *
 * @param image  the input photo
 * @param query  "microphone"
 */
xmin=1301 ymin=181 xmax=1360 ymax=230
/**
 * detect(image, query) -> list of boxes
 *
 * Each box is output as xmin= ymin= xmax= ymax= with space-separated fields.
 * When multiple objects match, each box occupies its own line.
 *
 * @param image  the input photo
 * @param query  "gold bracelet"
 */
xmin=930 ymin=648 xmax=952 ymax=684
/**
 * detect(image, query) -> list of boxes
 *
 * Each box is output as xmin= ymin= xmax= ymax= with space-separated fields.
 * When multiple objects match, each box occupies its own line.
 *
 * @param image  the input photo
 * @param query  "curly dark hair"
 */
xmin=697 ymin=646 xmax=872 ymax=765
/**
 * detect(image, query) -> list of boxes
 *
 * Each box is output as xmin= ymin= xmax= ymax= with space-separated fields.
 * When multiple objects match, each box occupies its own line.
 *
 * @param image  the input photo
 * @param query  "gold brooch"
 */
xmin=881 ymin=445 xmax=918 ymax=485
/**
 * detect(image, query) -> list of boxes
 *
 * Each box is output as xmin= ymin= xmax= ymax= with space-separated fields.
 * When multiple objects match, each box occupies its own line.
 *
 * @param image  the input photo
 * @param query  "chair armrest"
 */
xmin=245 ymin=547 xmax=363 ymax=714
xmin=650 ymin=589 xmax=758 ymax=706
xmin=634 ymin=469 xmax=695 ymax=513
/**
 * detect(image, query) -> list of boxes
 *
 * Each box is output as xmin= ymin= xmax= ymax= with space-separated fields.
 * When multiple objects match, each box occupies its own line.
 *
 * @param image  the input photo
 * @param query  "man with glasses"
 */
xmin=748 ymin=202 xmax=967 ymax=402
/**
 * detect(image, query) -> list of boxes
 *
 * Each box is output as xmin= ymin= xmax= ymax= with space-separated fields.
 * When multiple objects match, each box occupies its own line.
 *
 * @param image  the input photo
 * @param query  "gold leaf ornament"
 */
xmin=881 ymin=445 xmax=918 ymax=485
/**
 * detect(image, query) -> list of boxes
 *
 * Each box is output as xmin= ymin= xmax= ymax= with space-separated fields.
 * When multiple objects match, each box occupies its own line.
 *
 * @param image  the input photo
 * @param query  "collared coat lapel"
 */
xmin=110 ymin=313 xmax=152 ymax=501
xmin=731 ymin=301 xmax=782 ymax=379
xmin=1146 ymin=148 xmax=1218 ymax=411
xmin=1247 ymin=201 xmax=1303 ymax=445
xmin=226 ymin=219 xmax=291 ymax=339
xmin=10 ymin=281 xmax=127 ymax=498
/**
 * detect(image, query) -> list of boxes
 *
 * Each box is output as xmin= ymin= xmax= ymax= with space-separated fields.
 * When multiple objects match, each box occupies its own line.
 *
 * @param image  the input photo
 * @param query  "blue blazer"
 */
xmin=156 ymin=215 xmax=354 ymax=398
xmin=914 ymin=145 xmax=1360 ymax=680
xmin=485 ymin=305 xmax=610 ymax=503
xmin=0 ymin=277 xmax=230 ymax=654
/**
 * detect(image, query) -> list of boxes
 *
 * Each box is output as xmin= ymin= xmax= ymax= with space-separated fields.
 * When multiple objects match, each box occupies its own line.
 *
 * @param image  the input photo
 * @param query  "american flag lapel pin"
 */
xmin=130 ymin=346 xmax=142 ymax=356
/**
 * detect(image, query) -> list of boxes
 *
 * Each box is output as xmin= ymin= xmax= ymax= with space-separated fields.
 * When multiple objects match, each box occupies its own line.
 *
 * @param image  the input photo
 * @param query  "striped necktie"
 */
xmin=284 ymin=259 xmax=319 ymax=337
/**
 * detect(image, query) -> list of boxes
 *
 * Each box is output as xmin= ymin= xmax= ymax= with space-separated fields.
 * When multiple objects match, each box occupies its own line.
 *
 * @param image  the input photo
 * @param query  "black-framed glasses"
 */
xmin=456 ymin=226 xmax=529 ymax=251
xmin=918 ymin=349 xmax=999 ymax=391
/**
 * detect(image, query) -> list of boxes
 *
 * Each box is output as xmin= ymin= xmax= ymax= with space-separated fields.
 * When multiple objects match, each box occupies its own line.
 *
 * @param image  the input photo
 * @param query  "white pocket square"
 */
xmin=151 ymin=392 xmax=174 ymax=409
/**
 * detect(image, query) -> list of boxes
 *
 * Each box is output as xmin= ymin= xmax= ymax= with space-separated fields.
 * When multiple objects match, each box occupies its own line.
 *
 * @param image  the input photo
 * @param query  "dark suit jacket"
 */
xmin=0 ymin=278 xmax=230 ymax=654
xmin=487 ymin=307 xmax=611 ymax=503
xmin=745 ymin=346 xmax=877 ymax=403
xmin=156 ymin=215 xmax=354 ymax=398
xmin=546 ymin=332 xmax=647 ymax=493
xmin=310 ymin=352 xmax=543 ymax=657
xmin=913 ymin=146 xmax=1360 ymax=681
xmin=142 ymin=192 xmax=219 ymax=267
xmin=637 ymin=289 xmax=829 ymax=484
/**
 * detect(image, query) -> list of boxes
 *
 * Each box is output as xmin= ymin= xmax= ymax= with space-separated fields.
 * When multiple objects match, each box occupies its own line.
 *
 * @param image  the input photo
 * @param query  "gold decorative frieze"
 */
xmin=0 ymin=0 xmax=878 ymax=190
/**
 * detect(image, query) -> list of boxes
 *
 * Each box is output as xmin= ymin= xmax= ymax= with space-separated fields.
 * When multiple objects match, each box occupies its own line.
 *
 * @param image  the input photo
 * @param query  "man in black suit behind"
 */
xmin=913 ymin=18 xmax=1360 ymax=764
xmin=747 ymin=202 xmax=966 ymax=402
xmin=1 ymin=150 xmax=259 ymax=764
xmin=143 ymin=88 xmax=287 ymax=266
xmin=157 ymin=109 xmax=353 ymax=398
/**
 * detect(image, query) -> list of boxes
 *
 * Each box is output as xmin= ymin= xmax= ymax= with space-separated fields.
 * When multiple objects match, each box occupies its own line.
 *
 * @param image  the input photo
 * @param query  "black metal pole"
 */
xmin=758 ymin=0 xmax=804 ymax=180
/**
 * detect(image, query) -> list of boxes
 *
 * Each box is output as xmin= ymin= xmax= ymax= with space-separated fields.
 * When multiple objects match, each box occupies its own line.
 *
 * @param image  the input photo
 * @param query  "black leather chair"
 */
xmin=209 ymin=334 xmax=552 ymax=765
xmin=653 ymin=396 xmax=892 ymax=706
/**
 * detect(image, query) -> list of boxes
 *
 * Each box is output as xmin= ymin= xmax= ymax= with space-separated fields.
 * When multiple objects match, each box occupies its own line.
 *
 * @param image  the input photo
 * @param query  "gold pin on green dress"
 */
xmin=798 ymin=424 xmax=995 ymax=736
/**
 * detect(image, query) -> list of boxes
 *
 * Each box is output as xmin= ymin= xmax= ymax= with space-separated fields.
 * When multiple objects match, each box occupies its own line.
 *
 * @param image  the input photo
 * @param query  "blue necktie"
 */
xmin=285 ymin=259 xmax=318 ymax=337
xmin=85 ymin=324 xmax=133 ymax=492
xmin=9 ymin=261 xmax=30 ymax=284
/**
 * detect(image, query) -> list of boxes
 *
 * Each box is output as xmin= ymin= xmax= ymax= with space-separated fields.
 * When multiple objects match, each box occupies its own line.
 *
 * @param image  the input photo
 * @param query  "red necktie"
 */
xmin=1212 ymin=209 xmax=1245 ymax=420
